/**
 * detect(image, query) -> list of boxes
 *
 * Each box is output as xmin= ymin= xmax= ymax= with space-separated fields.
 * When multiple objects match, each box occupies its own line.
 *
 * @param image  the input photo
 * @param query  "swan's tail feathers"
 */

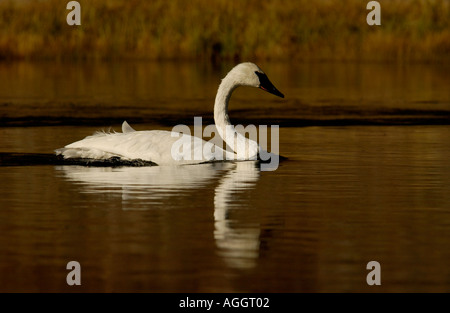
xmin=55 ymin=148 xmax=80 ymax=159
xmin=55 ymin=148 xmax=120 ymax=160
xmin=54 ymin=148 xmax=65 ymax=156
xmin=122 ymin=121 xmax=136 ymax=133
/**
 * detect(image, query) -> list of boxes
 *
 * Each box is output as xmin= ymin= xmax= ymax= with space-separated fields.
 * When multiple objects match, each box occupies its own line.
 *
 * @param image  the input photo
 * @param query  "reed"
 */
xmin=0 ymin=0 xmax=449 ymax=61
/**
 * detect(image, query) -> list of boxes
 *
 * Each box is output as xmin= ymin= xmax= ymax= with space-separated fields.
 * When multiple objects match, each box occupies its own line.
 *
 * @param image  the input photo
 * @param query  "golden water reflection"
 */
xmin=57 ymin=161 xmax=262 ymax=270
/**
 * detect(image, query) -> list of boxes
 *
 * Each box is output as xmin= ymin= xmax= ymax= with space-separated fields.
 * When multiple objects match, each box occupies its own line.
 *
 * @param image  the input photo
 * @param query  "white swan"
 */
xmin=55 ymin=62 xmax=284 ymax=165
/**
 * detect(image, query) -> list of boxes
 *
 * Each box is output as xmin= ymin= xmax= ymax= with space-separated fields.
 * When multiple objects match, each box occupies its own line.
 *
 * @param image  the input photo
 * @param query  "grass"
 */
xmin=0 ymin=0 xmax=449 ymax=61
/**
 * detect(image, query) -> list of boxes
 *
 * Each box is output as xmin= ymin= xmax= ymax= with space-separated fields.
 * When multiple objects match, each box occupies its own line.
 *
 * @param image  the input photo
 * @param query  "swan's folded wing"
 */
xmin=55 ymin=130 xmax=220 ymax=165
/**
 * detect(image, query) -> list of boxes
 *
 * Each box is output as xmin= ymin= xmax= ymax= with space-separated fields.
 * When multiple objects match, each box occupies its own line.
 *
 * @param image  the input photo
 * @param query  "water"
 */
xmin=0 ymin=61 xmax=450 ymax=292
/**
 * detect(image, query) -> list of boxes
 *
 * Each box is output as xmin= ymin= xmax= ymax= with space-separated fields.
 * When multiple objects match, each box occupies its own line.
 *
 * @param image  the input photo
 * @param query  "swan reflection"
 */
xmin=56 ymin=163 xmax=231 ymax=204
xmin=214 ymin=161 xmax=260 ymax=269
xmin=56 ymin=161 xmax=261 ymax=269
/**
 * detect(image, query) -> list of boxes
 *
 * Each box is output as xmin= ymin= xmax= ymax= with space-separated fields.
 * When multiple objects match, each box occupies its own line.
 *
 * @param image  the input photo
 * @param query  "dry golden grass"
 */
xmin=0 ymin=0 xmax=449 ymax=61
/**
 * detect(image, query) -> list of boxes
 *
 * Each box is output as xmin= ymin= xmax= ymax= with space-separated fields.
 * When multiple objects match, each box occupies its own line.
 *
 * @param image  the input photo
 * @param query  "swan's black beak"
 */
xmin=255 ymin=71 xmax=284 ymax=98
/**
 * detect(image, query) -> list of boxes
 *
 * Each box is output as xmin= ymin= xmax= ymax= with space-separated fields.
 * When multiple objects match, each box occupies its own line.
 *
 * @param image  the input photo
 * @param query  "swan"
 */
xmin=55 ymin=62 xmax=284 ymax=165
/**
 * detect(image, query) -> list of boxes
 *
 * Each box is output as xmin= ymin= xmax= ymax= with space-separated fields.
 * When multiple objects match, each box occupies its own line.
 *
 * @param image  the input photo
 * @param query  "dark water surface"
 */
xmin=0 ymin=61 xmax=450 ymax=292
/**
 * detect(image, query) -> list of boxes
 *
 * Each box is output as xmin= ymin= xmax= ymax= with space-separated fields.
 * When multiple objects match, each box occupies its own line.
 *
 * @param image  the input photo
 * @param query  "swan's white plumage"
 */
xmin=122 ymin=120 xmax=136 ymax=133
xmin=56 ymin=123 xmax=235 ymax=165
xmin=56 ymin=62 xmax=283 ymax=166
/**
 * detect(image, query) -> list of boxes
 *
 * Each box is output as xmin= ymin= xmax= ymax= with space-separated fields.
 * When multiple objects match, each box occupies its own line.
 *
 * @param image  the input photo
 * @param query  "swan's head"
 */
xmin=228 ymin=62 xmax=284 ymax=98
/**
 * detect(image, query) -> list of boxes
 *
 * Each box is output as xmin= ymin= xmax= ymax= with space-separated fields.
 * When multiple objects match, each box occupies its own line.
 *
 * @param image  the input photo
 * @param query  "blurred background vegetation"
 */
xmin=0 ymin=0 xmax=449 ymax=62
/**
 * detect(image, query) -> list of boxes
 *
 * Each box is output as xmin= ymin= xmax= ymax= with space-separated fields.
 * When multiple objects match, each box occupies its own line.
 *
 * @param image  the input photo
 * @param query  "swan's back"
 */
xmin=56 ymin=122 xmax=231 ymax=165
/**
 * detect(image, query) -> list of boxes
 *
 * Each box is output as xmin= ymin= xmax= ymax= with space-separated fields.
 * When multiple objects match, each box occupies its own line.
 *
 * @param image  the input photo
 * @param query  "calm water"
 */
xmin=0 ymin=61 xmax=450 ymax=292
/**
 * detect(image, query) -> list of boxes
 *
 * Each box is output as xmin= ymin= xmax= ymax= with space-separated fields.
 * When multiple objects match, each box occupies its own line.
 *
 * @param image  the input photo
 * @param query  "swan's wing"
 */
xmin=122 ymin=121 xmax=136 ymax=133
xmin=56 ymin=130 xmax=230 ymax=165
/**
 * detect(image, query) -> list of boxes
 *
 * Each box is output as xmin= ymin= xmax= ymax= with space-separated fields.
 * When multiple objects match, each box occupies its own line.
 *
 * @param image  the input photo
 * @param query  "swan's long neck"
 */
xmin=214 ymin=77 xmax=259 ymax=160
